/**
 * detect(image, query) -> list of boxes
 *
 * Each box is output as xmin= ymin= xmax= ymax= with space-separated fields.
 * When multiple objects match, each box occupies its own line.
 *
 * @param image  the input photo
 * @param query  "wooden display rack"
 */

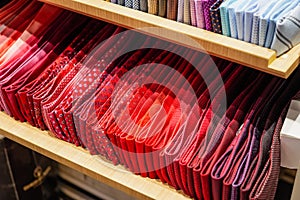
xmin=2 ymin=1 xmax=300 ymax=199
xmin=39 ymin=0 xmax=300 ymax=78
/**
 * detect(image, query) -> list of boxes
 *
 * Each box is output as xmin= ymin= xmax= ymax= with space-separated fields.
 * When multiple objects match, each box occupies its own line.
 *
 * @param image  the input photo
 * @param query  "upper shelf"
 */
xmin=39 ymin=0 xmax=300 ymax=78
xmin=0 ymin=112 xmax=190 ymax=200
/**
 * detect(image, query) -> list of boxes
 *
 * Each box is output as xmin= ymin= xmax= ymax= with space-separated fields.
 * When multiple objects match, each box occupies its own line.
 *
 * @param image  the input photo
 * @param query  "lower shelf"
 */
xmin=0 ymin=112 xmax=190 ymax=200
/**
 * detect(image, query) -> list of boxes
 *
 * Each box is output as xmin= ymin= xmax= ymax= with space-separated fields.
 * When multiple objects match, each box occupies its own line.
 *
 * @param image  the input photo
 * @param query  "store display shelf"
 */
xmin=0 ymin=112 xmax=190 ymax=200
xmin=39 ymin=0 xmax=300 ymax=78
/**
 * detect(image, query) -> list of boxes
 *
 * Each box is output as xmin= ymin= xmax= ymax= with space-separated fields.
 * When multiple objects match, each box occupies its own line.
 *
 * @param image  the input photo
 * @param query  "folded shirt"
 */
xmin=271 ymin=3 xmax=300 ymax=56
xmin=220 ymin=0 xmax=238 ymax=37
xmin=259 ymin=0 xmax=300 ymax=48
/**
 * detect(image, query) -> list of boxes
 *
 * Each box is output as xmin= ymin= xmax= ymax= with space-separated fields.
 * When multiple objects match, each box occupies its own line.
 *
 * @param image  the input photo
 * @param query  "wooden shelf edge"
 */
xmin=0 ymin=112 xmax=190 ymax=200
xmin=39 ymin=0 xmax=299 ymax=78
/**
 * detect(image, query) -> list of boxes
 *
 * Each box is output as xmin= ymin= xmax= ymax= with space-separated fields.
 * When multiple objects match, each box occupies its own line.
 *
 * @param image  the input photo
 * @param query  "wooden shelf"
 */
xmin=39 ymin=0 xmax=300 ymax=78
xmin=0 ymin=112 xmax=190 ymax=200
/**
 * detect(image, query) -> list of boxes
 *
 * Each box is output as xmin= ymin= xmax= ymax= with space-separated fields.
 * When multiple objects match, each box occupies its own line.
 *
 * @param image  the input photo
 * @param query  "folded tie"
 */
xmin=117 ymin=0 xmax=124 ymax=6
xmin=158 ymin=0 xmax=166 ymax=17
xmin=177 ymin=0 xmax=184 ymax=22
xmin=183 ymin=0 xmax=191 ymax=24
xmin=195 ymin=0 xmax=205 ymax=28
xmin=148 ymin=0 xmax=158 ymax=15
xmin=200 ymin=73 xmax=267 ymax=200
xmin=140 ymin=0 xmax=148 ymax=11
xmin=0 ymin=0 xmax=31 ymax=33
xmin=133 ymin=0 xmax=140 ymax=9
xmin=210 ymin=75 xmax=282 ymax=200
xmin=17 ymin=20 xmax=105 ymax=127
xmin=125 ymin=0 xmax=133 ymax=8
xmin=249 ymin=67 xmax=300 ymax=199
xmin=202 ymin=0 xmax=217 ymax=31
xmin=162 ymin=58 xmax=228 ymax=186
xmin=45 ymin=26 xmax=127 ymax=141
xmin=190 ymin=67 xmax=257 ymax=200
xmin=0 ymin=12 xmax=86 ymax=120
xmin=167 ymin=0 xmax=177 ymax=20
xmin=210 ymin=0 xmax=223 ymax=34
xmin=0 ymin=4 xmax=64 ymax=66
xmin=189 ymin=0 xmax=197 ymax=25
xmin=175 ymin=62 xmax=236 ymax=197
xmin=0 ymin=1 xmax=42 ymax=57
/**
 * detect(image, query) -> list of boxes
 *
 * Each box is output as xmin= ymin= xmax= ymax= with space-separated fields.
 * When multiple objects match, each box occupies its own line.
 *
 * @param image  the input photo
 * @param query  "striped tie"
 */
xmin=148 ymin=0 xmax=158 ymax=15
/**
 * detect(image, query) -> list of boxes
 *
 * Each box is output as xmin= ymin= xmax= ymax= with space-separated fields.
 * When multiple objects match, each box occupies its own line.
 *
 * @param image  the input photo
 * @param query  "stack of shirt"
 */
xmin=1 ymin=1 xmax=300 ymax=199
xmin=220 ymin=0 xmax=300 ymax=55
xmin=110 ymin=0 xmax=300 ymax=56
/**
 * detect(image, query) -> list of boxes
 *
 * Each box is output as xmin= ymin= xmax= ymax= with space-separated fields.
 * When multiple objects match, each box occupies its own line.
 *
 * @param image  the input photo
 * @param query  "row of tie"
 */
xmin=110 ymin=0 xmax=300 ymax=56
xmin=1 ymin=1 xmax=300 ymax=199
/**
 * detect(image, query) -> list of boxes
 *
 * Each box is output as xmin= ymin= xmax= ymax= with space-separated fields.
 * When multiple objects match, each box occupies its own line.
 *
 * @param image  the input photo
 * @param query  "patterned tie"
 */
xmin=43 ymin=26 xmax=125 ymax=142
xmin=177 ymin=0 xmax=184 ymax=22
xmin=167 ymin=0 xmax=178 ymax=20
xmin=195 ymin=0 xmax=205 ymax=28
xmin=0 ymin=11 xmax=85 ymax=120
xmin=200 ymin=73 xmax=267 ymax=200
xmin=158 ymin=0 xmax=167 ymax=17
xmin=148 ymin=0 xmax=158 ymax=15
xmin=227 ymin=0 xmax=242 ymax=39
xmin=183 ymin=0 xmax=191 ymax=24
xmin=51 ymin=23 xmax=118 ymax=146
xmin=17 ymin=20 xmax=106 ymax=128
xmin=189 ymin=0 xmax=197 ymax=26
xmin=201 ymin=0 xmax=217 ymax=31
xmin=249 ymin=67 xmax=300 ymax=200
xmin=211 ymin=77 xmax=283 ymax=200
xmin=133 ymin=0 xmax=140 ymax=10
xmin=244 ymin=0 xmax=267 ymax=43
xmin=210 ymin=0 xmax=223 ymax=34
xmin=140 ymin=0 xmax=148 ymax=11
xmin=125 ymin=0 xmax=133 ymax=8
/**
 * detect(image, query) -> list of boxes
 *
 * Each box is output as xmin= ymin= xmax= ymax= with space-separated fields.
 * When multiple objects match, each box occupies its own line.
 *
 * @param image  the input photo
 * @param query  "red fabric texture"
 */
xmin=0 ymin=2 xmax=298 ymax=199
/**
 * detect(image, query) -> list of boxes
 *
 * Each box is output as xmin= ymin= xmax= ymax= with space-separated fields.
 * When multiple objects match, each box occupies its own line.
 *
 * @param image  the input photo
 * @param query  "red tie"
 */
xmin=0 ymin=2 xmax=299 ymax=199
xmin=16 ymin=19 xmax=107 ymax=127
xmin=0 ymin=4 xmax=63 ymax=66
xmin=0 ymin=1 xmax=43 ymax=57
xmin=0 ymin=11 xmax=87 ymax=120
